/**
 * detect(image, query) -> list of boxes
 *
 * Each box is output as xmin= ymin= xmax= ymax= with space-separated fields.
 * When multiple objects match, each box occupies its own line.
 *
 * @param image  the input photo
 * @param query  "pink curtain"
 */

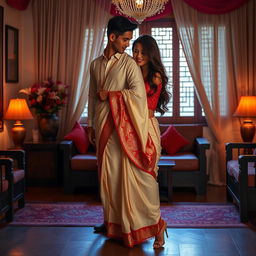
xmin=6 ymin=0 xmax=31 ymax=10
xmin=183 ymin=0 xmax=249 ymax=14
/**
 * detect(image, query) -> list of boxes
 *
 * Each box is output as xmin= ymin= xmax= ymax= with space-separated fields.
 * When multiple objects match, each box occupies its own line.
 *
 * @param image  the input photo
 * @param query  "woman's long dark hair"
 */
xmin=132 ymin=35 xmax=170 ymax=115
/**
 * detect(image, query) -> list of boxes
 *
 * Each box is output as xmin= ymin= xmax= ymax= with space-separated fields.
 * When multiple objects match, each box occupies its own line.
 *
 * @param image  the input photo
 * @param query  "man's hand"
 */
xmin=97 ymin=90 xmax=109 ymax=101
xmin=87 ymin=127 xmax=96 ymax=146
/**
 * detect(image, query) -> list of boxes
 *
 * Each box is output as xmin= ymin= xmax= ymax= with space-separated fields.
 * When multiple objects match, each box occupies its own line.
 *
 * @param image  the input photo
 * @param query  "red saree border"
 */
xmin=105 ymin=218 xmax=164 ymax=248
xmin=108 ymin=91 xmax=157 ymax=178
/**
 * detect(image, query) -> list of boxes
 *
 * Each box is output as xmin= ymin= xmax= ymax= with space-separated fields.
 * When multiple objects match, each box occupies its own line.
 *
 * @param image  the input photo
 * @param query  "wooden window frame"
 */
xmin=139 ymin=18 xmax=206 ymax=125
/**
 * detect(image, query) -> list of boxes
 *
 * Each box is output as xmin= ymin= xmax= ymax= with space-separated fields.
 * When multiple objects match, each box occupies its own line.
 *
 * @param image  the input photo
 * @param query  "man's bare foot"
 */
xmin=94 ymin=223 xmax=106 ymax=233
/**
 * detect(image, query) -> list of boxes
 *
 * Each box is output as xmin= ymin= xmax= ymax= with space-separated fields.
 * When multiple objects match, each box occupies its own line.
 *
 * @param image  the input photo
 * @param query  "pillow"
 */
xmin=161 ymin=125 xmax=190 ymax=155
xmin=64 ymin=122 xmax=90 ymax=154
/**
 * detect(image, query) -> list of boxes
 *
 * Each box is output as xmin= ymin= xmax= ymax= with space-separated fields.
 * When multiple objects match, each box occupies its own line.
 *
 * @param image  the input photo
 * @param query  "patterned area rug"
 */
xmin=10 ymin=202 xmax=245 ymax=228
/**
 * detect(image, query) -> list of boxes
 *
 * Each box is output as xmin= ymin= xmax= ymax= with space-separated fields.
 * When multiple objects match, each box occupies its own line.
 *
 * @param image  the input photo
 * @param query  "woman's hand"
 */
xmin=153 ymin=72 xmax=162 ymax=85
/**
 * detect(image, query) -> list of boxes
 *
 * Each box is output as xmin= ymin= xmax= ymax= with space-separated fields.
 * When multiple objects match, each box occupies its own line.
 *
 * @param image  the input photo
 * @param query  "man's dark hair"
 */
xmin=107 ymin=16 xmax=137 ymax=38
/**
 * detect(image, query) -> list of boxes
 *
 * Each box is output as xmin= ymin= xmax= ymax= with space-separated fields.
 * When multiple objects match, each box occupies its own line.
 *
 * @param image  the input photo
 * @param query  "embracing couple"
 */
xmin=87 ymin=16 xmax=170 ymax=249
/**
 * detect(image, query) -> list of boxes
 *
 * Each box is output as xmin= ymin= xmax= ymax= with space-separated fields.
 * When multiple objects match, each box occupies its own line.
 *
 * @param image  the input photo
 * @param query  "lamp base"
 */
xmin=240 ymin=120 xmax=255 ymax=142
xmin=11 ymin=121 xmax=26 ymax=148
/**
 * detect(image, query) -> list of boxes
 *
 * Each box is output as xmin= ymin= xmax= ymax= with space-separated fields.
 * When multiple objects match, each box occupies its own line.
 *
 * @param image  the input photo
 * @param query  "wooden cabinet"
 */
xmin=23 ymin=141 xmax=61 ymax=186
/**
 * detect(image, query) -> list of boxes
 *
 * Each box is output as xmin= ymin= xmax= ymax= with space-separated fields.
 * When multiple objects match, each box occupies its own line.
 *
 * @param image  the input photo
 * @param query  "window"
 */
xmin=144 ymin=19 xmax=205 ymax=124
xmin=82 ymin=18 xmax=206 ymax=124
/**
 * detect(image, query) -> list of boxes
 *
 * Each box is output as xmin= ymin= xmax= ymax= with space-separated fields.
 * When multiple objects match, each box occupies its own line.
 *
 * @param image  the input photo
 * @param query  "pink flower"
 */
xmin=44 ymin=105 xmax=51 ymax=110
xmin=30 ymin=99 xmax=37 ymax=105
xmin=31 ymin=87 xmax=38 ymax=93
xmin=19 ymin=78 xmax=68 ymax=115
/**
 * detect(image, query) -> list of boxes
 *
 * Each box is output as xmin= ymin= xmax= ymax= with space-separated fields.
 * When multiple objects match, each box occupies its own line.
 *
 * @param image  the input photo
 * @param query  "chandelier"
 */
xmin=112 ymin=0 xmax=169 ymax=24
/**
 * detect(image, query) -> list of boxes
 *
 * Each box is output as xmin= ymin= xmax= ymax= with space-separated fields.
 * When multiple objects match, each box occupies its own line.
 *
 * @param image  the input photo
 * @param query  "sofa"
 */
xmin=0 ymin=158 xmax=13 ymax=222
xmin=226 ymin=143 xmax=256 ymax=222
xmin=0 ymin=150 xmax=26 ymax=222
xmin=60 ymin=123 xmax=210 ymax=195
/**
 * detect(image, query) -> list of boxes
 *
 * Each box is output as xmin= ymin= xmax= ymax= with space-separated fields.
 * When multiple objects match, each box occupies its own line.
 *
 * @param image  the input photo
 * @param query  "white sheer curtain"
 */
xmin=171 ymin=0 xmax=256 ymax=184
xmin=32 ymin=0 xmax=111 ymax=137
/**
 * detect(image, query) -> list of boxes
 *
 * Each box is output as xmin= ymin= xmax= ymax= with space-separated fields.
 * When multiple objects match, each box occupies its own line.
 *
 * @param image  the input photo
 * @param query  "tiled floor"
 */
xmin=0 ymin=185 xmax=256 ymax=256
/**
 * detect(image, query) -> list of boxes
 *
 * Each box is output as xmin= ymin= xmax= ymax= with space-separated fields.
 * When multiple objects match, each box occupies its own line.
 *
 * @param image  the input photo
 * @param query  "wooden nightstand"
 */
xmin=23 ymin=141 xmax=61 ymax=186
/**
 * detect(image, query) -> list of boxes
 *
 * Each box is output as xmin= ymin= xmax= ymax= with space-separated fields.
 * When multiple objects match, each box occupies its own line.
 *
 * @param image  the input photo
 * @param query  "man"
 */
xmin=87 ymin=16 xmax=164 ymax=248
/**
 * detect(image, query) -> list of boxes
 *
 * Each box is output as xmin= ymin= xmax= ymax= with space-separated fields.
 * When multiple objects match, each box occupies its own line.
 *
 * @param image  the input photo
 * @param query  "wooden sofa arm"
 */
xmin=59 ymin=140 xmax=77 ymax=158
xmin=59 ymin=140 xmax=78 ymax=194
xmin=195 ymin=137 xmax=210 ymax=174
xmin=226 ymin=143 xmax=256 ymax=161
xmin=0 ymin=158 xmax=14 ymax=221
xmin=195 ymin=137 xmax=210 ymax=157
xmin=0 ymin=150 xmax=25 ymax=169
xmin=0 ymin=158 xmax=14 ymax=182
xmin=192 ymin=137 xmax=210 ymax=195
xmin=196 ymin=137 xmax=210 ymax=149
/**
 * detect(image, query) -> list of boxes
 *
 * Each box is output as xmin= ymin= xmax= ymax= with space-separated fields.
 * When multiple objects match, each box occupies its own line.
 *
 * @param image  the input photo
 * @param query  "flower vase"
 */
xmin=37 ymin=113 xmax=59 ymax=141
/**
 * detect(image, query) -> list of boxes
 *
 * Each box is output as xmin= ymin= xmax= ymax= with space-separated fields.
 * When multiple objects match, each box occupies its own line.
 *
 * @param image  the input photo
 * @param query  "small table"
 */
xmin=23 ymin=141 xmax=61 ymax=186
xmin=158 ymin=159 xmax=175 ymax=203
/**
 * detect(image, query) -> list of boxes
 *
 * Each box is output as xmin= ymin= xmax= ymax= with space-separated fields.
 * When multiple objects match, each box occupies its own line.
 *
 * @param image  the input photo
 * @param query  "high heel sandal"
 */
xmin=153 ymin=220 xmax=168 ymax=249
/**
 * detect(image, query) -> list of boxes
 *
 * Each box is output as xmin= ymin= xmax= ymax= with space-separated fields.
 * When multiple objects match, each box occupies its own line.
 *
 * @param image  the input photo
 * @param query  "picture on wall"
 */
xmin=0 ymin=6 xmax=3 ymax=131
xmin=5 ymin=25 xmax=18 ymax=83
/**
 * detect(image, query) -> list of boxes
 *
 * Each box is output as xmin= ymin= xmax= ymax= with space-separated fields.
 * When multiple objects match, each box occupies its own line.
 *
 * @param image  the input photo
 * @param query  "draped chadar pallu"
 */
xmin=89 ymin=53 xmax=164 ymax=247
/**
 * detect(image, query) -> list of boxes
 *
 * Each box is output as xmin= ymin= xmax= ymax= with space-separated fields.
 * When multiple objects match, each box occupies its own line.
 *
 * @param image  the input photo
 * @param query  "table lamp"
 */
xmin=4 ymin=98 xmax=33 ymax=148
xmin=233 ymin=96 xmax=256 ymax=142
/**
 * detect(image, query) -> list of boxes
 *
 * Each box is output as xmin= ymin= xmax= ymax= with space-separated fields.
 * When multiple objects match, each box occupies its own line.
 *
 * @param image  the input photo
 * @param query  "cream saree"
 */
xmin=92 ymin=53 xmax=164 ymax=247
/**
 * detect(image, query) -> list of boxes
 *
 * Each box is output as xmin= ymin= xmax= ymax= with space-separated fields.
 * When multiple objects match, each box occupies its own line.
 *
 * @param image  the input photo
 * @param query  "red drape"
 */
xmin=183 ymin=0 xmax=249 ymax=14
xmin=6 ymin=0 xmax=31 ymax=10
xmin=111 ymin=0 xmax=249 ymax=22
xmin=6 ymin=0 xmax=249 ymax=13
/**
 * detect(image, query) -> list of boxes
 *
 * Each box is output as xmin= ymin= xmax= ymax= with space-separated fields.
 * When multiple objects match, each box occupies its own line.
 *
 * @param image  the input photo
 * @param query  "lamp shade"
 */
xmin=233 ymin=96 xmax=256 ymax=117
xmin=4 ymin=98 xmax=33 ymax=120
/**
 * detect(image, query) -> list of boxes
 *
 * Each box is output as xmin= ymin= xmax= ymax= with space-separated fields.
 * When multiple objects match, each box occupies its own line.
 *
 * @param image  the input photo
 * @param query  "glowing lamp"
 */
xmin=4 ymin=98 xmax=33 ymax=148
xmin=234 ymin=96 xmax=256 ymax=142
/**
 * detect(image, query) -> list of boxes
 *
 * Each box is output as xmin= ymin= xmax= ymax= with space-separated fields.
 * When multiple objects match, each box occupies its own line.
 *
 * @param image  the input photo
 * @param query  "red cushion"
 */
xmin=64 ymin=122 xmax=89 ymax=154
xmin=161 ymin=125 xmax=189 ymax=155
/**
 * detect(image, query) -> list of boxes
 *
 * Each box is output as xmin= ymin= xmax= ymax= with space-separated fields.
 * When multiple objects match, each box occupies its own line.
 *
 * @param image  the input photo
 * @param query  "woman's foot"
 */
xmin=153 ymin=220 xmax=168 ymax=249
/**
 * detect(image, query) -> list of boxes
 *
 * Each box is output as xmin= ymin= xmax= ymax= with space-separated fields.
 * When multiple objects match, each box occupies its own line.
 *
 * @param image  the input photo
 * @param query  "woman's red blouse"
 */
xmin=145 ymin=81 xmax=162 ymax=111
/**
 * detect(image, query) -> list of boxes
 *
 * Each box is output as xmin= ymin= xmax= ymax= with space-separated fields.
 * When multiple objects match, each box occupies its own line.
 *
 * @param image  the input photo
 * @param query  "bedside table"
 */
xmin=23 ymin=141 xmax=61 ymax=186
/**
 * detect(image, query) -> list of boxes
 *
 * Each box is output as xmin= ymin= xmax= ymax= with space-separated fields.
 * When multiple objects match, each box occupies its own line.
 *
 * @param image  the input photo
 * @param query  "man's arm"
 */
xmin=125 ymin=58 xmax=146 ymax=98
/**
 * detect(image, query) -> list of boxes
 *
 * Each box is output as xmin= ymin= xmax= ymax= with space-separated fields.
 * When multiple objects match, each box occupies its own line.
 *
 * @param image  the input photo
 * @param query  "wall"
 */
xmin=0 ymin=0 xmax=35 ymax=149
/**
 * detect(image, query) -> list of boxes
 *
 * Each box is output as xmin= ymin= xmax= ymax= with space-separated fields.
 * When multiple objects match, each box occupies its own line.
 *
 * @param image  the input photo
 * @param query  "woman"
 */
xmin=132 ymin=35 xmax=170 ymax=248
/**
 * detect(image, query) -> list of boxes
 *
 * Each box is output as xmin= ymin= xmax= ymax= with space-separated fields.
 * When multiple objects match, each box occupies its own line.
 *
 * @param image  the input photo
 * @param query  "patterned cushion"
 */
xmin=227 ymin=160 xmax=256 ymax=187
